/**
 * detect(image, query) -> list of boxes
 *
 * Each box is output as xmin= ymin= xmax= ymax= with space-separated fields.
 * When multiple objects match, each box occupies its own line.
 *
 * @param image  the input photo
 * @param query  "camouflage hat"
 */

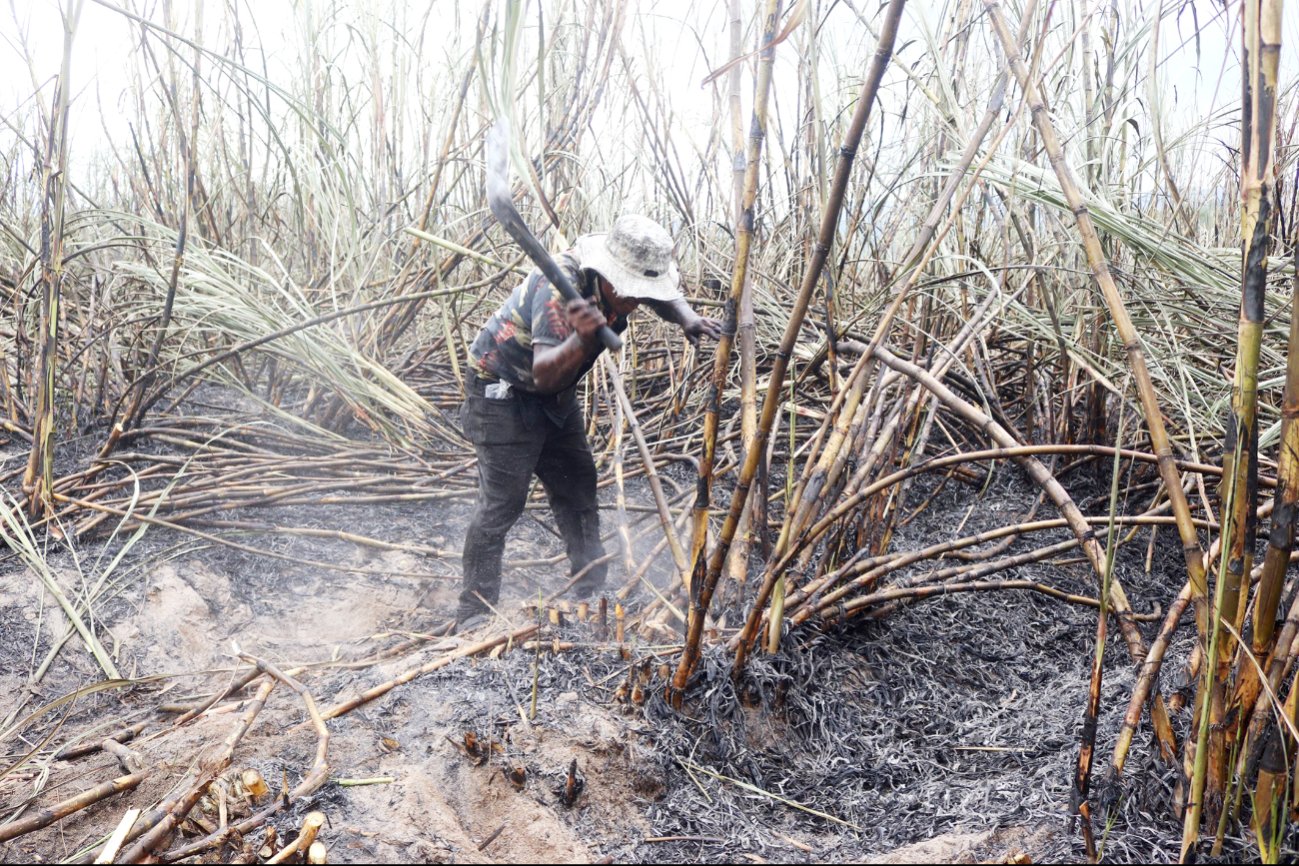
xmin=575 ymin=215 xmax=683 ymax=302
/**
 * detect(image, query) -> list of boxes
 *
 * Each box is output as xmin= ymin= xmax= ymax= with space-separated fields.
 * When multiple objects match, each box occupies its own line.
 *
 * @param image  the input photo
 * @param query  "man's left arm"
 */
xmin=645 ymin=297 xmax=723 ymax=346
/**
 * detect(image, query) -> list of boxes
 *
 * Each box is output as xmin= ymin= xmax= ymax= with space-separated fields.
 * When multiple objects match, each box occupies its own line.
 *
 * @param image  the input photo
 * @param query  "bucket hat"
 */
xmin=575 ymin=215 xmax=683 ymax=302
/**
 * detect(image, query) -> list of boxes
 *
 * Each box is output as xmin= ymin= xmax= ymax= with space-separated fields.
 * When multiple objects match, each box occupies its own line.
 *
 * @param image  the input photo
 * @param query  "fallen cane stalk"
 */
xmin=869 ymin=344 xmax=1178 ymax=761
xmin=170 ymin=666 xmax=262 ymax=726
xmin=787 ymin=513 xmax=1203 ymax=623
xmin=0 ymin=770 xmax=148 ymax=843
xmin=677 ymin=758 xmax=860 ymax=830
xmin=819 ymin=577 xmax=1159 ymax=621
xmin=239 ymin=653 xmax=331 ymax=792
xmin=726 ymin=443 xmax=1225 ymax=651
xmin=319 ymin=624 xmax=539 ymax=720
xmin=159 ymin=669 xmax=333 ymax=863
xmin=56 ymin=720 xmax=148 ymax=762
xmin=94 ymin=808 xmax=142 ymax=864
xmin=265 ymin=811 xmax=326 ymax=865
xmin=116 ymin=677 xmax=277 ymax=863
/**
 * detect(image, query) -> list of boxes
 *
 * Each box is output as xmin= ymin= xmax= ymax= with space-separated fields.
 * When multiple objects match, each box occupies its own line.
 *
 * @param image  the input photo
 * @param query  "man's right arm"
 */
xmin=532 ymin=299 xmax=604 ymax=393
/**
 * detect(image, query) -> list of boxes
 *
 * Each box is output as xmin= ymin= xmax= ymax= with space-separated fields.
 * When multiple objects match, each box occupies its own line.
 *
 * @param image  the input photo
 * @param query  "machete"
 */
xmin=485 ymin=119 xmax=622 ymax=352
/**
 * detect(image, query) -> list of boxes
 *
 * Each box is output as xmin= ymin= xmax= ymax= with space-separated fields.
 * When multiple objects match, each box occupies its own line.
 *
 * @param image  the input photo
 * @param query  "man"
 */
xmin=457 ymin=214 xmax=721 ymax=628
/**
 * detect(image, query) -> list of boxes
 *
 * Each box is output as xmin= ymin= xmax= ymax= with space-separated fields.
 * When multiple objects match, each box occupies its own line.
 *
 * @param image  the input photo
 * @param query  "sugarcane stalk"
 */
xmin=983 ymin=0 xmax=1208 ymax=791
xmin=121 ymin=0 xmax=204 ymax=433
xmin=1184 ymin=487 xmax=1239 ymax=860
xmin=611 ymin=379 xmax=636 ymax=579
xmin=869 ymin=346 xmax=1159 ymax=661
xmin=265 ymin=812 xmax=326 ymax=865
xmin=826 ymin=575 xmax=1146 ymax=619
xmin=1193 ymin=0 xmax=1284 ymax=847
xmin=744 ymin=243 xmax=1019 ymax=663
xmin=1233 ymin=241 xmax=1299 ymax=762
xmin=117 ymin=677 xmax=276 ymax=863
xmin=1075 ymin=397 xmax=1127 ymax=859
xmin=1253 ymin=727 xmax=1287 ymax=863
xmin=673 ymin=0 xmax=785 ymax=705
xmin=728 ymin=447 xmax=1224 ymax=632
xmin=23 ymin=0 xmax=85 ymax=515
xmin=0 ymin=770 xmax=148 ymax=843
xmin=726 ymin=0 xmax=761 ymax=590
xmin=766 ymin=377 xmax=797 ymax=651
xmin=1109 ymin=582 xmax=1192 ymax=777
xmin=761 ymin=54 xmax=1014 ymax=620
xmin=672 ymin=0 xmax=908 ymax=695
xmin=1237 ymin=619 xmax=1299 ymax=859
xmin=373 ymin=8 xmax=482 ymax=351
xmin=321 ymin=624 xmax=539 ymax=720
xmin=601 ymin=356 xmax=689 ymax=580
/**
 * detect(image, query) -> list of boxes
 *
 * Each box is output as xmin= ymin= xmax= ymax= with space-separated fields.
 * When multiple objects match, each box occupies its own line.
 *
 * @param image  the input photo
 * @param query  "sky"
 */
xmin=2 ymin=0 xmax=1298 ymax=208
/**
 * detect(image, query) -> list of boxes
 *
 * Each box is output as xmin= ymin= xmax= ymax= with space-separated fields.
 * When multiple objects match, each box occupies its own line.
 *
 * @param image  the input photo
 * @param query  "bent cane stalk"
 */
xmin=738 ymin=33 xmax=1020 ymax=672
xmin=1109 ymin=582 xmax=1193 ymax=780
xmin=601 ymin=354 xmax=688 ymax=580
xmin=869 ymin=346 xmax=1159 ymax=665
xmin=984 ymin=0 xmax=1202 ymax=780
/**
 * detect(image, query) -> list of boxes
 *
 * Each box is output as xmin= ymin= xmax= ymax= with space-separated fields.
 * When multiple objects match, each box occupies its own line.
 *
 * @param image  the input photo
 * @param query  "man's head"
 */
xmin=596 ymin=277 xmax=641 ymax=317
xmin=576 ymin=215 xmax=683 ymax=305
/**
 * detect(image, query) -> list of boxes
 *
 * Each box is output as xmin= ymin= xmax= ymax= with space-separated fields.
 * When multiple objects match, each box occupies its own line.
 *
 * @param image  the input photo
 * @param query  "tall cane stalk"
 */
xmin=23 ymin=0 xmax=85 ymax=515
xmin=726 ymin=0 xmax=762 ymax=590
xmin=123 ymin=0 xmax=205 ymax=433
xmin=1076 ymin=398 xmax=1127 ymax=860
xmin=1187 ymin=0 xmax=1283 ymax=854
xmin=1245 ymin=244 xmax=1299 ymax=860
xmin=671 ymin=0 xmax=908 ymax=698
xmin=672 ymin=0 xmax=784 ymax=706
xmin=1236 ymin=247 xmax=1299 ymax=725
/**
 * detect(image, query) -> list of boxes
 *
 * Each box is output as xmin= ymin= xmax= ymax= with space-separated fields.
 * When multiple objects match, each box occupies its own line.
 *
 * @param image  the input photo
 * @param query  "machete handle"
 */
xmin=596 ymin=323 xmax=623 ymax=352
xmin=486 ymin=120 xmax=622 ymax=353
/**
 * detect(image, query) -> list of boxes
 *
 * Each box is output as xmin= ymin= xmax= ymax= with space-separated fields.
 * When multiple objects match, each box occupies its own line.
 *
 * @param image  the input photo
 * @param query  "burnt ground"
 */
xmin=0 ymin=429 xmax=1284 ymax=864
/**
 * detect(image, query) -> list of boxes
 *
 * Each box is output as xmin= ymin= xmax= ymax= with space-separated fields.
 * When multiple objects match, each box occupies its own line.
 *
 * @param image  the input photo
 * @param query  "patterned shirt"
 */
xmin=468 ymin=250 xmax=629 ymax=392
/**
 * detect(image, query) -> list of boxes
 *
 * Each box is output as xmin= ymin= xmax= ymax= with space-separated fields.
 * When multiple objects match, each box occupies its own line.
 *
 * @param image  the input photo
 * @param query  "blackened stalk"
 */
xmin=669 ymin=0 xmax=786 ymax=705
xmin=670 ymin=0 xmax=907 ymax=699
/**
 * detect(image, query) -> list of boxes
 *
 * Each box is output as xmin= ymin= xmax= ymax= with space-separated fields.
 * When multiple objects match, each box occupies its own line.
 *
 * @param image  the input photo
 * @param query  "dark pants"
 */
xmin=458 ymin=373 xmax=606 ymax=617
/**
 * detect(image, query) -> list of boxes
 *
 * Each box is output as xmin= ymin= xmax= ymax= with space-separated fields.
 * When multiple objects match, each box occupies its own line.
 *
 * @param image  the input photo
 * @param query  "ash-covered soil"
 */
xmin=0 ymin=436 xmax=1277 ymax=863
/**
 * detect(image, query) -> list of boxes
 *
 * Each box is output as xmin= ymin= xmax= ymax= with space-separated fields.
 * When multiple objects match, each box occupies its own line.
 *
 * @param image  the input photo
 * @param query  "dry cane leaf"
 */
xmin=700 ymin=0 xmax=810 ymax=86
